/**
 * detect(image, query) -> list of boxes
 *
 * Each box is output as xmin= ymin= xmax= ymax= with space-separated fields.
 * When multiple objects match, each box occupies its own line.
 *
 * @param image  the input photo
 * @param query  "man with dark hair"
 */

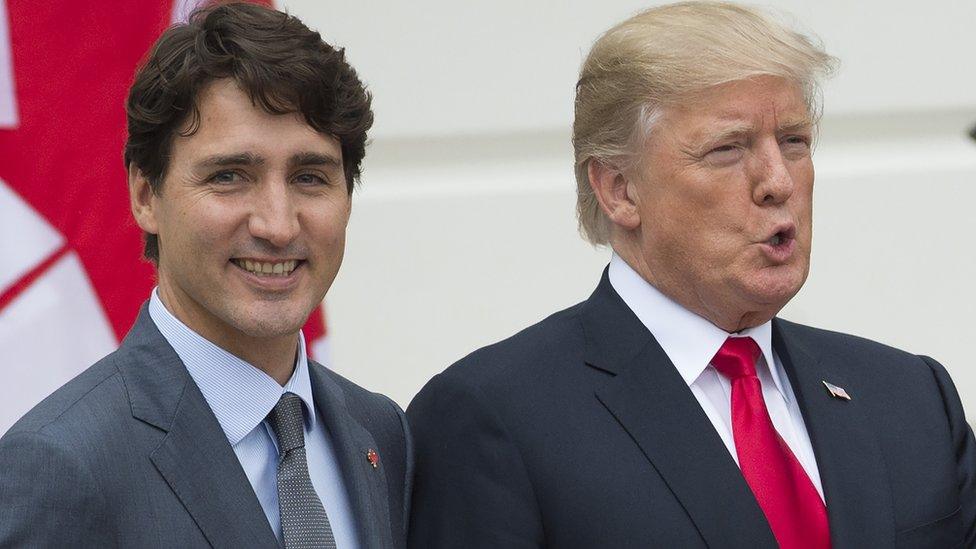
xmin=0 ymin=4 xmax=411 ymax=547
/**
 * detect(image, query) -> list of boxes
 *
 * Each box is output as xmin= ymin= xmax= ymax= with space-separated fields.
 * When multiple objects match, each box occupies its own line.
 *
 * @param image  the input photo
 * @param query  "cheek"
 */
xmin=171 ymin=203 xmax=241 ymax=256
xmin=792 ymin=188 xmax=814 ymax=236
xmin=304 ymin=203 xmax=350 ymax=248
xmin=791 ymin=161 xmax=815 ymax=205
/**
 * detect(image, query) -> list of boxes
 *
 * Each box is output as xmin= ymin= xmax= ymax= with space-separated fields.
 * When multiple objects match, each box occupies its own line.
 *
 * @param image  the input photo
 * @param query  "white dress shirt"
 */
xmin=608 ymin=254 xmax=825 ymax=501
xmin=148 ymin=289 xmax=360 ymax=547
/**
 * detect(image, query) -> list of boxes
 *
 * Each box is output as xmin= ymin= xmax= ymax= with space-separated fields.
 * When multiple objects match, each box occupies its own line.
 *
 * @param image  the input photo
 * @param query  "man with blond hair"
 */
xmin=407 ymin=2 xmax=975 ymax=547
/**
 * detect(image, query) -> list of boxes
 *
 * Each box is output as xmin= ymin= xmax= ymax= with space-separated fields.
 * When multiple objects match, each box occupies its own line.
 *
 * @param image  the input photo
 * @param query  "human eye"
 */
xmin=703 ymin=143 xmax=743 ymax=165
xmin=780 ymin=135 xmax=812 ymax=157
xmin=207 ymin=170 xmax=247 ymax=185
xmin=293 ymin=172 xmax=330 ymax=187
xmin=295 ymin=173 xmax=325 ymax=185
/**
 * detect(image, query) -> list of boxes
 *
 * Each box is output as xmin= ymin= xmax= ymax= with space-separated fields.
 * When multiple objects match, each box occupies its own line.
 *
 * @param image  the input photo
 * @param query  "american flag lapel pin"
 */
xmin=366 ymin=448 xmax=380 ymax=469
xmin=822 ymin=380 xmax=852 ymax=401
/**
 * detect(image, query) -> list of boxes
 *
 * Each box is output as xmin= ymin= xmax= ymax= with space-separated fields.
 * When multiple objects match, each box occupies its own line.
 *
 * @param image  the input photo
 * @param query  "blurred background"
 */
xmin=2 ymin=0 xmax=974 ymax=434
xmin=306 ymin=0 xmax=976 ymax=409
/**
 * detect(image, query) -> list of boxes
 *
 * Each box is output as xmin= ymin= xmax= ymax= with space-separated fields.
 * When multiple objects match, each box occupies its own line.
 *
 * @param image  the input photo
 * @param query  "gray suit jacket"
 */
xmin=0 ymin=306 xmax=412 ymax=548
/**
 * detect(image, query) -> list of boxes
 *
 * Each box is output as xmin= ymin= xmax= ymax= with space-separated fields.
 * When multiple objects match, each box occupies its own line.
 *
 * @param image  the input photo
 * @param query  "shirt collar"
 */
xmin=148 ymin=288 xmax=317 ymax=446
xmin=607 ymin=253 xmax=789 ymax=400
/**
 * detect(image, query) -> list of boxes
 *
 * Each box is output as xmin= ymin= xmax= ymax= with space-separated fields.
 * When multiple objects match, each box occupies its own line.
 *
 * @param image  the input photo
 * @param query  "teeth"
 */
xmin=770 ymin=234 xmax=782 ymax=246
xmin=234 ymin=259 xmax=299 ymax=277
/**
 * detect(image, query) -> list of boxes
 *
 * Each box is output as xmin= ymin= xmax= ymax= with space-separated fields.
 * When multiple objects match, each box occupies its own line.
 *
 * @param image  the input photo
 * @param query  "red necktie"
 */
xmin=711 ymin=337 xmax=831 ymax=549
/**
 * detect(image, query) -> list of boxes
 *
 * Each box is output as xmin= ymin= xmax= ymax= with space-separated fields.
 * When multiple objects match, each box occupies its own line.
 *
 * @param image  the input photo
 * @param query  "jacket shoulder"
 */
xmin=775 ymin=317 xmax=952 ymax=394
xmin=3 ymin=352 xmax=123 ymax=441
xmin=0 ymin=354 xmax=125 ymax=542
xmin=776 ymin=318 xmax=926 ymax=363
xmin=312 ymin=361 xmax=405 ymax=419
xmin=442 ymin=301 xmax=587 ymax=385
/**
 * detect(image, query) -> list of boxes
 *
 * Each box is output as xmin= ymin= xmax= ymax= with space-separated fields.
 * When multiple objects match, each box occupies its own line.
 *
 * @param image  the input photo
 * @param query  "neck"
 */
xmin=156 ymin=287 xmax=299 ymax=386
xmin=611 ymin=239 xmax=772 ymax=334
xmin=233 ymin=336 xmax=299 ymax=386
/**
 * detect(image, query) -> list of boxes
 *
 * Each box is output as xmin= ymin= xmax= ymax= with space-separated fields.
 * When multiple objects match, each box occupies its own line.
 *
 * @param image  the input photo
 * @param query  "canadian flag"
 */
xmin=0 ymin=0 xmax=330 ymax=435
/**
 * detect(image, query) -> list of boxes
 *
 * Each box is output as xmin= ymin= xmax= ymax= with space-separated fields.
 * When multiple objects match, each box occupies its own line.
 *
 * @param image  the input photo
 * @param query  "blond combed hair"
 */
xmin=573 ymin=1 xmax=837 ymax=245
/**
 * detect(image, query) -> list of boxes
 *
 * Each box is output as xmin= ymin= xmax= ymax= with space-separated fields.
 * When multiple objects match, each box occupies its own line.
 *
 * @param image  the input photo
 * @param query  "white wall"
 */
xmin=281 ymin=1 xmax=976 ymax=414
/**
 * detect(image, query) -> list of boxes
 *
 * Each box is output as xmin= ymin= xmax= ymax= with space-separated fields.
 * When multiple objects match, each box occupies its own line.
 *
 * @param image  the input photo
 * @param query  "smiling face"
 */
xmin=625 ymin=76 xmax=815 ymax=331
xmin=130 ymin=79 xmax=350 ymax=358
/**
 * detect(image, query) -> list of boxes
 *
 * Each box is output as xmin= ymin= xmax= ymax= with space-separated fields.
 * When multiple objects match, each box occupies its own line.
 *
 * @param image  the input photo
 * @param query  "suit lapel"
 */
xmin=117 ymin=306 xmax=278 ymax=548
xmin=773 ymin=320 xmax=895 ymax=547
xmin=585 ymin=273 xmax=778 ymax=548
xmin=309 ymin=363 xmax=393 ymax=549
xmin=149 ymin=381 xmax=280 ymax=547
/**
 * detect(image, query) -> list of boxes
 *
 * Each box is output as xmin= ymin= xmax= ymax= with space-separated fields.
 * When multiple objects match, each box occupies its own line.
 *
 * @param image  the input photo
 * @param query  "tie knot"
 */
xmin=711 ymin=336 xmax=762 ymax=380
xmin=266 ymin=392 xmax=306 ymax=454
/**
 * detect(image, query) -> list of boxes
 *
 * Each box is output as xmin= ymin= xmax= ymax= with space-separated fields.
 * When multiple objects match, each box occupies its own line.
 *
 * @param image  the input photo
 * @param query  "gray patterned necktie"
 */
xmin=266 ymin=392 xmax=337 ymax=549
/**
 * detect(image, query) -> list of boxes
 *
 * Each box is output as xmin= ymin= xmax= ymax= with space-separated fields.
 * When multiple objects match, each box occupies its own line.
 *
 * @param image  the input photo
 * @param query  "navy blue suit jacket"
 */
xmin=0 ymin=306 xmax=412 ymax=548
xmin=408 ymin=272 xmax=975 ymax=548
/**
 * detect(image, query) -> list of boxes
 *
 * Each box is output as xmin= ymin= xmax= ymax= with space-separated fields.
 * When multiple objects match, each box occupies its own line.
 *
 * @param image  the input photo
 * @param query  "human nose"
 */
xmin=248 ymin=180 xmax=300 ymax=247
xmin=751 ymin=142 xmax=795 ymax=206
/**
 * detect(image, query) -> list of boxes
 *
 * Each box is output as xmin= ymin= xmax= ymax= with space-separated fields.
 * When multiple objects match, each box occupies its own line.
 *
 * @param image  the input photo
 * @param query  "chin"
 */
xmin=753 ymin=281 xmax=804 ymax=310
xmin=741 ymin=267 xmax=807 ymax=308
xmin=237 ymin=321 xmax=305 ymax=340
xmin=228 ymin=305 xmax=311 ymax=340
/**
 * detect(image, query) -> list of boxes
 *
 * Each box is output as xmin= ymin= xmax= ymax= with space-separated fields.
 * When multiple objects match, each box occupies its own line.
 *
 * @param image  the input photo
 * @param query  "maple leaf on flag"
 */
xmin=0 ymin=0 xmax=329 ymax=434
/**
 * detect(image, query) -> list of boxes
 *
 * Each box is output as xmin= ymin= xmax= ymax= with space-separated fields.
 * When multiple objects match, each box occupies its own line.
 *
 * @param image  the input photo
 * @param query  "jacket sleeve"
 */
xmin=0 ymin=430 xmax=112 ymax=547
xmin=406 ymin=372 xmax=544 ymax=549
xmin=922 ymin=355 xmax=976 ymax=546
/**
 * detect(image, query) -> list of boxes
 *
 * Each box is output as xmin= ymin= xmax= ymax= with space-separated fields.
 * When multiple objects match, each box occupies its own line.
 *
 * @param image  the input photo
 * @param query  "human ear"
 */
xmin=588 ymin=159 xmax=641 ymax=231
xmin=128 ymin=164 xmax=159 ymax=235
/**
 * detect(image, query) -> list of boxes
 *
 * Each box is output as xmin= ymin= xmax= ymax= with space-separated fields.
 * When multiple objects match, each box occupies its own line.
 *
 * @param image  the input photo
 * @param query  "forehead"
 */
xmin=176 ymin=79 xmax=341 ymax=158
xmin=662 ymin=76 xmax=812 ymax=139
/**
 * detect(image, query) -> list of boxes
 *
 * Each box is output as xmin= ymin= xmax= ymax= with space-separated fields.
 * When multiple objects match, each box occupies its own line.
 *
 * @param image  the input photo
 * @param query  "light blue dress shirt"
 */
xmin=148 ymin=290 xmax=360 ymax=548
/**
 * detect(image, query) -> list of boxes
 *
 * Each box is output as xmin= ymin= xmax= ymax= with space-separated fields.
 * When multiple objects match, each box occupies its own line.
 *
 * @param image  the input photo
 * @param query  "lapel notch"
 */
xmin=117 ymin=306 xmax=278 ymax=547
xmin=584 ymin=273 xmax=778 ymax=548
xmin=149 ymin=380 xmax=280 ymax=547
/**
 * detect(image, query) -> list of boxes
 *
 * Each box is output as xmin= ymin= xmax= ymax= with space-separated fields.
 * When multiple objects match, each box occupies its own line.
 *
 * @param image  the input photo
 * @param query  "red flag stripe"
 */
xmin=0 ymin=0 xmax=326 ymax=357
xmin=0 ymin=243 xmax=70 ymax=312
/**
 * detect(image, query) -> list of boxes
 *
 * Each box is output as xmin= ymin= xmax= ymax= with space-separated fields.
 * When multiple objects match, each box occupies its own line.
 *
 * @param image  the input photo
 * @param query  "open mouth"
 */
xmin=231 ymin=258 xmax=303 ymax=277
xmin=766 ymin=225 xmax=796 ymax=248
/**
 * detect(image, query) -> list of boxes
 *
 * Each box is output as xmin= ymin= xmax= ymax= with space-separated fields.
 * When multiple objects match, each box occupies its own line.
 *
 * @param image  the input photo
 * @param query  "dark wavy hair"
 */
xmin=124 ymin=1 xmax=373 ymax=262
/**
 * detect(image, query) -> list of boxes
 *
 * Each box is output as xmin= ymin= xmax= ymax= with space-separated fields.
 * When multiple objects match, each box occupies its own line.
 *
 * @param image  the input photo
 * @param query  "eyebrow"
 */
xmin=777 ymin=118 xmax=814 ymax=134
xmin=699 ymin=117 xmax=814 ymax=144
xmin=194 ymin=151 xmax=342 ymax=170
xmin=701 ymin=123 xmax=755 ymax=144
xmin=195 ymin=152 xmax=265 ymax=168
xmin=288 ymin=152 xmax=342 ymax=169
